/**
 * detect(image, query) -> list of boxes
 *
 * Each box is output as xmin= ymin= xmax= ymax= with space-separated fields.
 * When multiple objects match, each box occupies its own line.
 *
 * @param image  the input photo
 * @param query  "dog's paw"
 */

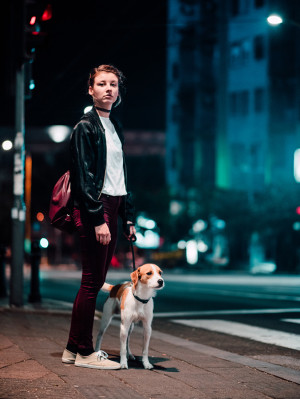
xmin=120 ymin=362 xmax=128 ymax=369
xmin=143 ymin=361 xmax=154 ymax=370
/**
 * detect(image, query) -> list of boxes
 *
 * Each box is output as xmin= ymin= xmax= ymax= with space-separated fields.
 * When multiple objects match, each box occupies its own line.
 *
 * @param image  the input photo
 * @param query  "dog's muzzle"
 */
xmin=157 ymin=279 xmax=164 ymax=288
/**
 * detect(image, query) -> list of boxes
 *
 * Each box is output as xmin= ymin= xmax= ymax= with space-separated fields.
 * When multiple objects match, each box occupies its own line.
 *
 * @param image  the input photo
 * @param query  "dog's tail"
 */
xmin=101 ymin=283 xmax=114 ymax=293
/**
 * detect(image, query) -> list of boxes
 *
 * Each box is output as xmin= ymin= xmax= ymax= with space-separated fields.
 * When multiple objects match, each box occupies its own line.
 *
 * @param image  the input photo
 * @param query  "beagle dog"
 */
xmin=95 ymin=263 xmax=164 ymax=369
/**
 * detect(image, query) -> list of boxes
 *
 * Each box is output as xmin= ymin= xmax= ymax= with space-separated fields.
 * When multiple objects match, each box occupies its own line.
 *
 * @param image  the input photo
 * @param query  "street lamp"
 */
xmin=267 ymin=14 xmax=283 ymax=26
xmin=267 ymin=14 xmax=300 ymax=28
xmin=2 ymin=140 xmax=13 ymax=151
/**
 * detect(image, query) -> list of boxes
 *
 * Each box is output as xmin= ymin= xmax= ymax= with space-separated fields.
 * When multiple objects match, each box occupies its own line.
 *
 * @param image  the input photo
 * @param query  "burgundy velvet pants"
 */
xmin=66 ymin=194 xmax=123 ymax=355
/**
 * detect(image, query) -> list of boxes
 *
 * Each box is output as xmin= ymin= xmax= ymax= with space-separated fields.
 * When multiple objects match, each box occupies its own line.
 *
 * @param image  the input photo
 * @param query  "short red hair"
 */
xmin=88 ymin=64 xmax=125 ymax=88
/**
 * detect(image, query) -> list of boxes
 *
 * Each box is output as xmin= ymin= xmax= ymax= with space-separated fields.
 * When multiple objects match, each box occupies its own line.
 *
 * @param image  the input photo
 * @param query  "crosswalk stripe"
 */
xmin=181 ymin=287 xmax=300 ymax=301
xmin=154 ymin=307 xmax=300 ymax=318
xmin=281 ymin=318 xmax=300 ymax=325
xmin=172 ymin=319 xmax=300 ymax=351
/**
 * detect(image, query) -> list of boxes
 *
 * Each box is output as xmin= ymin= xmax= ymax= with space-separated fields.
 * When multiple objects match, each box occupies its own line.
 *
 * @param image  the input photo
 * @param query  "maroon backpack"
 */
xmin=49 ymin=171 xmax=75 ymax=234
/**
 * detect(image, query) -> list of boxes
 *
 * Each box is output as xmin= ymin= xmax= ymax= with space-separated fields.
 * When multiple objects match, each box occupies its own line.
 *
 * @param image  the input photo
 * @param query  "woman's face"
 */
xmin=89 ymin=71 xmax=119 ymax=108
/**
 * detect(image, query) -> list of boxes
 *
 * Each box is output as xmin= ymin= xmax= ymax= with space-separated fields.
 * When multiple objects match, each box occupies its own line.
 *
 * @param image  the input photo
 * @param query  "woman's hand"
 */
xmin=124 ymin=221 xmax=136 ymax=241
xmin=95 ymin=223 xmax=111 ymax=245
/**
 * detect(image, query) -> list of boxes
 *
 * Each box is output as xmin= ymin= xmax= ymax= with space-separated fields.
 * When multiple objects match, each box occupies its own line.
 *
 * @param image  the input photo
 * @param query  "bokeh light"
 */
xmin=36 ymin=212 xmax=45 ymax=222
xmin=2 ymin=140 xmax=13 ymax=151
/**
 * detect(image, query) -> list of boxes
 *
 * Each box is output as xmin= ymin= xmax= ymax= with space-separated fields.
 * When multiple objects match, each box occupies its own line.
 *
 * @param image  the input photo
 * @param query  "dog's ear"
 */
xmin=130 ymin=269 xmax=139 ymax=289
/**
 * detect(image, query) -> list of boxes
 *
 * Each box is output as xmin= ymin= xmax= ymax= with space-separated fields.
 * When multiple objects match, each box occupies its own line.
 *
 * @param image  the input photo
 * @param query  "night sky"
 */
xmin=3 ymin=0 xmax=167 ymax=131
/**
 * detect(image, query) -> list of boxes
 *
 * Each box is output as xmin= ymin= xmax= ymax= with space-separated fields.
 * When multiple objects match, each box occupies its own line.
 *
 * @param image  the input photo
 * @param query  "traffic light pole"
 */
xmin=10 ymin=65 xmax=26 ymax=307
xmin=10 ymin=0 xmax=26 ymax=307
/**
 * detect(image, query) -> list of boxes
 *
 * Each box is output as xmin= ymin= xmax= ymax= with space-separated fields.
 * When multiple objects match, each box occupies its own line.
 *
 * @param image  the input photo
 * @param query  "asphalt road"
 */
xmin=33 ymin=268 xmax=300 ymax=332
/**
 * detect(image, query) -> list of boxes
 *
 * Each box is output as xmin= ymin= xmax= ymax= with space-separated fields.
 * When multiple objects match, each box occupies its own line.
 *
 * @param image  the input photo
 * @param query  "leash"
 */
xmin=129 ymin=235 xmax=151 ymax=303
xmin=128 ymin=230 xmax=152 ymax=304
xmin=130 ymin=236 xmax=136 ymax=271
xmin=125 ymin=223 xmax=136 ymax=271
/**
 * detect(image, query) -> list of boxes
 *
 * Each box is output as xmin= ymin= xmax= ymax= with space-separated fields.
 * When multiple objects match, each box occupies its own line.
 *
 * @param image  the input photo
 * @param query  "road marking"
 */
xmin=182 ymin=287 xmax=300 ymax=302
xmin=162 ymin=273 xmax=300 ymax=286
xmin=155 ymin=307 xmax=300 ymax=318
xmin=171 ymin=319 xmax=300 ymax=351
xmin=149 ymin=328 xmax=300 ymax=385
xmin=282 ymin=318 xmax=300 ymax=325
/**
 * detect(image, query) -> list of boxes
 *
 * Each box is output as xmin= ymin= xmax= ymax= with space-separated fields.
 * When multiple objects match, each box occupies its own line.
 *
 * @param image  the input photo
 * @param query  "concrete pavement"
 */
xmin=1 ymin=298 xmax=300 ymax=399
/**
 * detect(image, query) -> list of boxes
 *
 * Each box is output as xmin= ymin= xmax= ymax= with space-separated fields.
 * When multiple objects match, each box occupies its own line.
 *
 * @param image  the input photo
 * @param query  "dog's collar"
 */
xmin=133 ymin=293 xmax=151 ymax=304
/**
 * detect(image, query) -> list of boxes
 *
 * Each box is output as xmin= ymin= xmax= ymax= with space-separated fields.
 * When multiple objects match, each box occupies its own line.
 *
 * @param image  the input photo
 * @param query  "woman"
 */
xmin=62 ymin=64 xmax=136 ymax=370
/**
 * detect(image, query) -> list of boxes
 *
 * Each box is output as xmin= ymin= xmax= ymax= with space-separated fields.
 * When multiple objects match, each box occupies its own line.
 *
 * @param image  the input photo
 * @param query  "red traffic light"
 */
xmin=25 ymin=2 xmax=52 ymax=57
xmin=296 ymin=206 xmax=300 ymax=215
xmin=41 ymin=4 xmax=52 ymax=21
xmin=27 ymin=3 xmax=52 ymax=29
xmin=29 ymin=16 xmax=36 ymax=25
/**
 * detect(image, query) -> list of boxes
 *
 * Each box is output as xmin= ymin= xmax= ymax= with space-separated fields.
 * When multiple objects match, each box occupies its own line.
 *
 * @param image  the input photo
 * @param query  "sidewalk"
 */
xmin=1 ymin=299 xmax=300 ymax=399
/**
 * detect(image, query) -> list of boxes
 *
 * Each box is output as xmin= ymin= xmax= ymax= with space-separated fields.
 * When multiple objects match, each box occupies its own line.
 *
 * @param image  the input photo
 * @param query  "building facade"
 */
xmin=166 ymin=0 xmax=217 ymax=197
xmin=166 ymin=0 xmax=300 ymax=196
xmin=220 ymin=0 xmax=300 ymax=193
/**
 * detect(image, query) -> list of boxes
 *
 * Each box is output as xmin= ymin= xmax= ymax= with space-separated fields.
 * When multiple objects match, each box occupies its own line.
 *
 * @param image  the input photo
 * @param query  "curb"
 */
xmin=0 ymin=297 xmax=102 ymax=318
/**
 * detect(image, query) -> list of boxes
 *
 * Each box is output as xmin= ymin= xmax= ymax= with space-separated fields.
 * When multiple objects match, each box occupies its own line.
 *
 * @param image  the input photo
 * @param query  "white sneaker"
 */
xmin=74 ymin=351 xmax=121 ymax=370
xmin=62 ymin=349 xmax=77 ymax=364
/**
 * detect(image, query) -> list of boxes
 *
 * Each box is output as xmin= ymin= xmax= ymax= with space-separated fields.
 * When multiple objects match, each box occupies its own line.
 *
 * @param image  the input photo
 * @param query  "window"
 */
xmin=231 ymin=0 xmax=239 ymax=16
xmin=239 ymin=0 xmax=251 ymax=14
xmin=241 ymin=40 xmax=251 ymax=61
xmin=171 ymin=148 xmax=177 ymax=169
xmin=182 ymin=141 xmax=194 ymax=184
xmin=254 ymin=35 xmax=265 ymax=60
xmin=254 ymin=88 xmax=265 ymax=112
xmin=230 ymin=92 xmax=238 ymax=115
xmin=230 ymin=42 xmax=241 ymax=66
xmin=172 ymin=63 xmax=179 ymax=80
xmin=255 ymin=0 xmax=264 ymax=8
xmin=180 ymin=3 xmax=194 ymax=17
xmin=250 ymin=144 xmax=259 ymax=168
xmin=230 ymin=39 xmax=251 ymax=67
xmin=240 ymin=91 xmax=249 ymax=115
xmin=231 ymin=143 xmax=246 ymax=167
xmin=230 ymin=91 xmax=249 ymax=116
xmin=231 ymin=0 xmax=251 ymax=16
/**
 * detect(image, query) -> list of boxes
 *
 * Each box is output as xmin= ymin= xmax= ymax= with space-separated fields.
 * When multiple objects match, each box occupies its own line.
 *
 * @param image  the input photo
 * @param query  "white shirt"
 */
xmin=99 ymin=116 xmax=127 ymax=196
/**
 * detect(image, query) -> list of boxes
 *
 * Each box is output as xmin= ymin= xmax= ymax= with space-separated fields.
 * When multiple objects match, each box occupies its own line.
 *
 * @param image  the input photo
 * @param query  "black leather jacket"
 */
xmin=69 ymin=106 xmax=135 ymax=228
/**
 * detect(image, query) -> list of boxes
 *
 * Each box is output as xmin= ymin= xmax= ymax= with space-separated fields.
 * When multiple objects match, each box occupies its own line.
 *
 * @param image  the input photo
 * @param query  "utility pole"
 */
xmin=9 ymin=0 xmax=52 ymax=306
xmin=10 ymin=0 xmax=26 ymax=307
